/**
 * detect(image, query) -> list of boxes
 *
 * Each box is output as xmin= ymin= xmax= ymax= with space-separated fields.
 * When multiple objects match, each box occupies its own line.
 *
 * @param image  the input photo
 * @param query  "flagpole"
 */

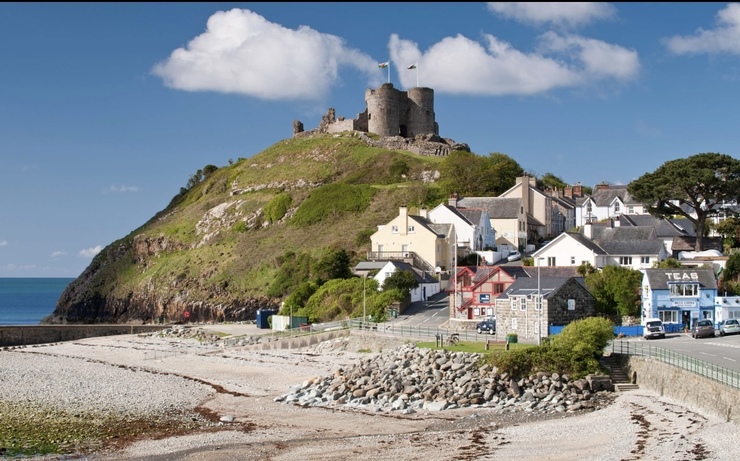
xmin=416 ymin=64 xmax=419 ymax=88
xmin=387 ymin=60 xmax=390 ymax=84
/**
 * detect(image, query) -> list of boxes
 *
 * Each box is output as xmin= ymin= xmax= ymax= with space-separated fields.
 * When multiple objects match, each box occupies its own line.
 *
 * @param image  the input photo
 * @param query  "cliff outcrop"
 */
xmin=44 ymin=133 xmax=450 ymax=325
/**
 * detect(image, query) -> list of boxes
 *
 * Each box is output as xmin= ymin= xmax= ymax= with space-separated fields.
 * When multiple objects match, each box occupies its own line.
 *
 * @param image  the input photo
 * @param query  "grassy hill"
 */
xmin=46 ymin=132 xmax=455 ymax=324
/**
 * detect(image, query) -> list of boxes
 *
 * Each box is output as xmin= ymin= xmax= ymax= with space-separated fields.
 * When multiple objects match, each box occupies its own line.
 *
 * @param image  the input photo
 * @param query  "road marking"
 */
xmin=723 ymin=357 xmax=736 ymax=362
xmin=700 ymin=352 xmax=717 ymax=357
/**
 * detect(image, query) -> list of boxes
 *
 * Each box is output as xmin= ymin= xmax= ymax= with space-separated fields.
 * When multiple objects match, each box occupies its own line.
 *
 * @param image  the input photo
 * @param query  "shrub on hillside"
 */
xmin=290 ymin=184 xmax=375 ymax=227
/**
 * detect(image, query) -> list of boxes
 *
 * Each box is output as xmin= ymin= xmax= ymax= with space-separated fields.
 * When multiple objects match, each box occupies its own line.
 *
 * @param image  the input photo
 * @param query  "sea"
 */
xmin=0 ymin=277 xmax=75 ymax=325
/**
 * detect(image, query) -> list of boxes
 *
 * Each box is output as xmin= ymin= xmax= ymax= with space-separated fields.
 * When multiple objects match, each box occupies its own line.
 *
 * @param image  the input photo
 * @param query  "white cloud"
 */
xmin=51 ymin=250 xmax=67 ymax=257
xmin=79 ymin=245 xmax=103 ymax=258
xmin=486 ymin=2 xmax=616 ymax=28
xmin=152 ymin=8 xmax=381 ymax=101
xmin=663 ymin=3 xmax=740 ymax=55
xmin=0 ymin=240 xmax=7 ymax=247
xmin=109 ymin=184 xmax=139 ymax=193
xmin=391 ymin=32 xmax=639 ymax=96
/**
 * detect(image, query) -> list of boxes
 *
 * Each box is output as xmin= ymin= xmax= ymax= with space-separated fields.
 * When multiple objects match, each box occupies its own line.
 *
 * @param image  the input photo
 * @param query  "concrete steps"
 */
xmin=601 ymin=354 xmax=639 ymax=392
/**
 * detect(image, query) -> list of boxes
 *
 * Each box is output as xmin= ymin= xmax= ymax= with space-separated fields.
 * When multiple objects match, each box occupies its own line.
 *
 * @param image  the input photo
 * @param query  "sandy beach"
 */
xmin=3 ymin=326 xmax=736 ymax=461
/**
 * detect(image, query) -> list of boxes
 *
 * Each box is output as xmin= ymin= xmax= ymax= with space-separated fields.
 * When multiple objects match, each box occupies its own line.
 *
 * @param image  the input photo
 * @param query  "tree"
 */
xmin=628 ymin=153 xmax=740 ymax=251
xmin=538 ymin=172 xmax=568 ymax=191
xmin=652 ymin=258 xmax=683 ymax=269
xmin=439 ymin=151 xmax=524 ymax=197
xmin=382 ymin=269 xmax=419 ymax=294
xmin=585 ymin=266 xmax=642 ymax=317
xmin=714 ymin=217 xmax=739 ymax=249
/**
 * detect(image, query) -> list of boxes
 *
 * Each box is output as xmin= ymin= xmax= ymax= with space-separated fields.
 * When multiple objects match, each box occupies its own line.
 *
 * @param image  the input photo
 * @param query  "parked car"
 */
xmin=719 ymin=319 xmax=740 ymax=336
xmin=691 ymin=319 xmax=715 ymax=339
xmin=476 ymin=317 xmax=496 ymax=334
xmin=643 ymin=318 xmax=665 ymax=340
xmin=507 ymin=251 xmax=521 ymax=262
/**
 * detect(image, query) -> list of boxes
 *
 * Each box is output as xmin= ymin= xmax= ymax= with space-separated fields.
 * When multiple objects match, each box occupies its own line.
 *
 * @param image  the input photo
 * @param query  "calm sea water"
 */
xmin=0 ymin=278 xmax=74 ymax=325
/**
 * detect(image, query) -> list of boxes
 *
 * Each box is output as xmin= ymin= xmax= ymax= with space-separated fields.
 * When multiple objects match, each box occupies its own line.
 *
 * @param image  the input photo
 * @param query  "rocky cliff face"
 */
xmin=44 ymin=234 xmax=280 ymax=325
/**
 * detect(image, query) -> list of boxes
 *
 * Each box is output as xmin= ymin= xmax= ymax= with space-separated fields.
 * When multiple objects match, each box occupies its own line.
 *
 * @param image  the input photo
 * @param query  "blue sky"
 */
xmin=2 ymin=2 xmax=740 ymax=278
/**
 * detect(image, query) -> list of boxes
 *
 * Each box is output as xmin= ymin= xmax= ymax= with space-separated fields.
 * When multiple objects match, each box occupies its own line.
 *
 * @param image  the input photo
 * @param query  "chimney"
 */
xmin=584 ymin=221 xmax=593 ymax=239
xmin=419 ymin=207 xmax=428 ymax=219
xmin=595 ymin=182 xmax=610 ymax=191
xmin=400 ymin=205 xmax=408 ymax=236
xmin=448 ymin=193 xmax=458 ymax=208
xmin=573 ymin=183 xmax=583 ymax=198
xmin=564 ymin=186 xmax=573 ymax=199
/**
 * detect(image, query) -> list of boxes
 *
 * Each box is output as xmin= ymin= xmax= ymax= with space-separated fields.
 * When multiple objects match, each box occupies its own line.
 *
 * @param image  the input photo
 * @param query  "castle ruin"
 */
xmin=293 ymin=83 xmax=469 ymax=157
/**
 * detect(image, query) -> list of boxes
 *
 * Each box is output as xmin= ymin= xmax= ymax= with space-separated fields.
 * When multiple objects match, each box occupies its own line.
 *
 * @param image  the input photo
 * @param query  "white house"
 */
xmin=575 ymin=183 xmax=645 ymax=227
xmin=374 ymin=260 xmax=441 ymax=302
xmin=532 ymin=220 xmax=668 ymax=270
xmin=428 ymin=200 xmax=496 ymax=251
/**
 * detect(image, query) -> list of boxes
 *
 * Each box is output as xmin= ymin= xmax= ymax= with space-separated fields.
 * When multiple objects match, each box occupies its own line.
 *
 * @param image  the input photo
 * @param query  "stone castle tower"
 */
xmin=364 ymin=83 xmax=438 ymax=138
xmin=293 ymin=82 xmax=469 ymax=157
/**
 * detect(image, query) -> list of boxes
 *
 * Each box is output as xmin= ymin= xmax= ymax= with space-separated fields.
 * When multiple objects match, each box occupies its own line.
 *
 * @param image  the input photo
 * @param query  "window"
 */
xmin=391 ymin=225 xmax=398 ymax=233
xmin=670 ymin=284 xmax=698 ymax=297
xmin=511 ymin=297 xmax=519 ymax=310
xmin=568 ymin=299 xmax=575 ymax=311
xmin=520 ymin=296 xmax=527 ymax=311
xmin=547 ymin=256 xmax=556 ymax=266
xmin=571 ymin=256 xmax=576 ymax=265
xmin=586 ymin=203 xmax=592 ymax=213
xmin=641 ymin=256 xmax=650 ymax=265
xmin=511 ymin=318 xmax=518 ymax=330
xmin=408 ymin=225 xmax=415 ymax=232
xmin=659 ymin=310 xmax=679 ymax=323
xmin=494 ymin=283 xmax=504 ymax=294
xmin=619 ymin=256 xmax=632 ymax=265
xmin=628 ymin=206 xmax=634 ymax=214
xmin=614 ymin=202 xmax=620 ymax=213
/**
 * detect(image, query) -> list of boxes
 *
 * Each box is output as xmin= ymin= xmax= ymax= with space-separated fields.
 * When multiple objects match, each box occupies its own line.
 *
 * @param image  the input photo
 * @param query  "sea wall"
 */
xmin=623 ymin=354 xmax=740 ymax=425
xmin=0 ymin=325 xmax=168 ymax=347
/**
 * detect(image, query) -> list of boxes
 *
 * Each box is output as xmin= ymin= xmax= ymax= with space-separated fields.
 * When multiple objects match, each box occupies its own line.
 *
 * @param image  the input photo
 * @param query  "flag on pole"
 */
xmin=378 ymin=61 xmax=389 ymax=68
xmin=407 ymin=63 xmax=417 ymax=69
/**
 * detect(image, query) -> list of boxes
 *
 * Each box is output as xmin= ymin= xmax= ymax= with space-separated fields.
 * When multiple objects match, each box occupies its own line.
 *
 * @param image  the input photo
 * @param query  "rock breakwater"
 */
xmin=276 ymin=343 xmax=615 ymax=415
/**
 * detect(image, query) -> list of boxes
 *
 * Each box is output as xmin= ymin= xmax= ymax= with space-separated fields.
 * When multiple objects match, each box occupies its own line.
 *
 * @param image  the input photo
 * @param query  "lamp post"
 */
xmin=537 ymin=257 xmax=544 ymax=345
xmin=363 ymin=273 xmax=367 ymax=325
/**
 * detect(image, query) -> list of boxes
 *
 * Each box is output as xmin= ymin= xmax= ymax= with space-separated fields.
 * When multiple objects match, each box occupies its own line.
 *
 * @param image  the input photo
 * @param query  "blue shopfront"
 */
xmin=641 ymin=268 xmax=718 ymax=329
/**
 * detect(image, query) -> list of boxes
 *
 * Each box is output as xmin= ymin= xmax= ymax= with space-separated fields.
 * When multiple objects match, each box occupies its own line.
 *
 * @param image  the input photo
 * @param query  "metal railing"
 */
xmin=610 ymin=340 xmax=740 ymax=390
xmin=347 ymin=319 xmax=496 ymax=344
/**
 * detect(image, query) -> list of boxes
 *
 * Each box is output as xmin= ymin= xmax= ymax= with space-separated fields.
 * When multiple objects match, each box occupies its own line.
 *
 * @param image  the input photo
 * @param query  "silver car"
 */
xmin=719 ymin=319 xmax=740 ymax=336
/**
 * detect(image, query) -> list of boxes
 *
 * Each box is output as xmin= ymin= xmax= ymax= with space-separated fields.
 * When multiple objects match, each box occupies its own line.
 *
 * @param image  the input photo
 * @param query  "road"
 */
xmin=612 ymin=330 xmax=740 ymax=374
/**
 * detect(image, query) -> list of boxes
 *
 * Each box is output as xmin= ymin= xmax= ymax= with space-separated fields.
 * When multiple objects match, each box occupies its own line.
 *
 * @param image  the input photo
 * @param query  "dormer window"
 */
xmin=614 ymin=202 xmax=620 ymax=213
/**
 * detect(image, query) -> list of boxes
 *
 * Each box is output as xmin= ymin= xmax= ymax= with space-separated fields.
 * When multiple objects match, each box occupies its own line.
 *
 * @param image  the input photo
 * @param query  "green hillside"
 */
xmin=46 ymin=132 xmax=455 ymax=324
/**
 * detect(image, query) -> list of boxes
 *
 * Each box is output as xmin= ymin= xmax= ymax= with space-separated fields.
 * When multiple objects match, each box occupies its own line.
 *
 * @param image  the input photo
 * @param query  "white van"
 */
xmin=643 ymin=318 xmax=665 ymax=340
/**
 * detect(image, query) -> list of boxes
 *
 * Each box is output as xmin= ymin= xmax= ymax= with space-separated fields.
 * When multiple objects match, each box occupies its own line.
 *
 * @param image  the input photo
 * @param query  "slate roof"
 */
xmin=437 ymin=204 xmax=474 ymax=225
xmin=457 ymin=208 xmax=485 ymax=225
xmin=409 ymin=215 xmax=454 ymax=238
xmin=590 ymin=226 xmax=664 ymax=255
xmin=670 ymin=236 xmax=724 ymax=252
xmin=456 ymin=197 xmax=522 ymax=219
xmin=498 ymin=276 xmax=588 ymax=299
xmin=388 ymin=261 xmax=439 ymax=283
xmin=644 ymin=268 xmax=718 ymax=289
xmin=590 ymin=185 xmax=641 ymax=207
xmin=565 ymin=232 xmax=608 ymax=255
xmin=618 ymin=215 xmax=695 ymax=237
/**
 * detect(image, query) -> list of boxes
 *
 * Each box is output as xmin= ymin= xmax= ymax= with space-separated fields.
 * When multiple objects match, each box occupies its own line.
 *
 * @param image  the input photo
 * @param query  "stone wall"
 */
xmin=0 ymin=325 xmax=168 ymax=347
xmin=622 ymin=354 xmax=740 ymax=425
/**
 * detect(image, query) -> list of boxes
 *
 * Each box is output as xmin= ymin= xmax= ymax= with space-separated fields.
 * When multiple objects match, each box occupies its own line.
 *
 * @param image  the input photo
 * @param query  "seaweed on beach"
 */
xmin=0 ymin=401 xmax=205 ymax=458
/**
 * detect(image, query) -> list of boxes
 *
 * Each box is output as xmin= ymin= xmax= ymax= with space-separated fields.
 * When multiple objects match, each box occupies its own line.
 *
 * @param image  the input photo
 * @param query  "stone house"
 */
xmin=495 ymin=270 xmax=597 ymax=343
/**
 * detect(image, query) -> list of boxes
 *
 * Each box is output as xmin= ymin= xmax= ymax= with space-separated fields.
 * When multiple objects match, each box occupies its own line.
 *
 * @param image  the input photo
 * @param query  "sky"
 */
xmin=2 ymin=2 xmax=740 ymax=278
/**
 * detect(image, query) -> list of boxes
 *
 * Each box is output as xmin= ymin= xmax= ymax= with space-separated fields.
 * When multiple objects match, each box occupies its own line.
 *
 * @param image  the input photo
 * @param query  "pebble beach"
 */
xmin=2 ymin=326 xmax=737 ymax=460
